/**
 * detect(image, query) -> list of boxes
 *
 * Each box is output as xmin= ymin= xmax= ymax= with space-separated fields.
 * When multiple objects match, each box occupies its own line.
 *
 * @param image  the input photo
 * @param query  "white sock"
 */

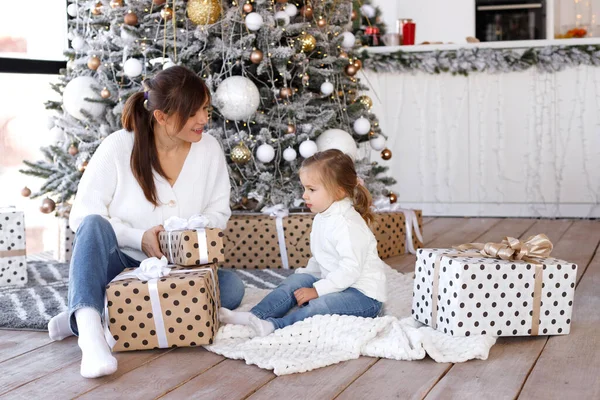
xmin=48 ymin=310 xmax=74 ymax=341
xmin=218 ymin=307 xmax=254 ymax=326
xmin=249 ymin=315 xmax=275 ymax=337
xmin=75 ymin=307 xmax=118 ymax=379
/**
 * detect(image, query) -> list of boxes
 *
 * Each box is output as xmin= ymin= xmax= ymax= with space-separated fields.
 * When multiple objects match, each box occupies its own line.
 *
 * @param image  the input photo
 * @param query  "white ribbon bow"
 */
xmin=163 ymin=215 xmax=211 ymax=265
xmin=372 ymin=197 xmax=424 ymax=254
xmin=116 ymin=256 xmax=171 ymax=281
xmin=261 ymin=204 xmax=290 ymax=269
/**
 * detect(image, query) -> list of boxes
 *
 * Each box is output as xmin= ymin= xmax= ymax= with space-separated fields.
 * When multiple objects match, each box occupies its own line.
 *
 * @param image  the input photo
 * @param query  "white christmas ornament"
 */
xmin=284 ymin=4 xmax=298 ymax=17
xmin=256 ymin=144 xmax=275 ymax=163
xmin=123 ymin=58 xmax=143 ymax=77
xmin=214 ymin=76 xmax=260 ymax=120
xmin=353 ymin=117 xmax=371 ymax=135
xmin=63 ymin=76 xmax=106 ymax=121
xmin=71 ymin=36 xmax=85 ymax=51
xmin=67 ymin=3 xmax=78 ymax=17
xmin=274 ymin=11 xmax=290 ymax=26
xmin=163 ymin=61 xmax=176 ymax=69
xmin=315 ymin=129 xmax=358 ymax=160
xmin=341 ymin=32 xmax=356 ymax=49
xmin=245 ymin=12 xmax=264 ymax=31
xmin=120 ymin=29 xmax=136 ymax=44
xmin=299 ymin=140 xmax=318 ymax=158
xmin=283 ymin=147 xmax=297 ymax=162
xmin=67 ymin=31 xmax=75 ymax=41
xmin=369 ymin=135 xmax=386 ymax=151
xmin=320 ymin=81 xmax=334 ymax=96
xmin=360 ymin=4 xmax=376 ymax=18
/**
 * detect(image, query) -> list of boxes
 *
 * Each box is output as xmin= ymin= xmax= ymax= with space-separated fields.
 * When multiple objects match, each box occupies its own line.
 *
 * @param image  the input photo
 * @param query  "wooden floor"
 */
xmin=1 ymin=217 xmax=599 ymax=400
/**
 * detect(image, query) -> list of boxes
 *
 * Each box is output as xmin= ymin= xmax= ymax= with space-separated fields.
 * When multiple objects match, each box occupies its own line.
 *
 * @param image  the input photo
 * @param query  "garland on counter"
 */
xmin=359 ymin=44 xmax=600 ymax=75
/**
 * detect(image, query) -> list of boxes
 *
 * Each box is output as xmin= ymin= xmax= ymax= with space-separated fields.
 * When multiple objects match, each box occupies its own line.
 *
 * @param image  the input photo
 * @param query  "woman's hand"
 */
xmin=294 ymin=288 xmax=318 ymax=306
xmin=142 ymin=225 xmax=165 ymax=258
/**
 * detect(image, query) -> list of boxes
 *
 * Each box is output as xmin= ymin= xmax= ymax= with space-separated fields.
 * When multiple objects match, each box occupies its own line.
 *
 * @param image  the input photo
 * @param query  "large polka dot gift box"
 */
xmin=412 ymin=248 xmax=577 ymax=337
xmin=158 ymin=229 xmax=225 ymax=266
xmin=105 ymin=263 xmax=220 ymax=352
xmin=0 ymin=207 xmax=27 ymax=287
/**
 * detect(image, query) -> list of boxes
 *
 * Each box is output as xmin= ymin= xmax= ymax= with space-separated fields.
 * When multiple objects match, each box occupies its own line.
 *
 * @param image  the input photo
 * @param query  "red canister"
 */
xmin=402 ymin=20 xmax=416 ymax=45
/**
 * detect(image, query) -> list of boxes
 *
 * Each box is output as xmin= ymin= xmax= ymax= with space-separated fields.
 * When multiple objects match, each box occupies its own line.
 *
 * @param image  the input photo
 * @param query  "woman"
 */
xmin=47 ymin=66 xmax=245 ymax=379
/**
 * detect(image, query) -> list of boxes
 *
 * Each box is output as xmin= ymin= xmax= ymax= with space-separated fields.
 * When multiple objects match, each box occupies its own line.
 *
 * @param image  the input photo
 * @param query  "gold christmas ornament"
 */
xmin=87 ymin=55 xmax=101 ymax=71
xmin=358 ymin=95 xmax=373 ymax=109
xmin=109 ymin=0 xmax=123 ymax=8
xmin=351 ymin=10 xmax=358 ymax=21
xmin=381 ymin=148 xmax=392 ymax=160
xmin=68 ymin=143 xmax=79 ymax=156
xmin=124 ymin=11 xmax=138 ymax=25
xmin=317 ymin=18 xmax=327 ymax=28
xmin=276 ymin=0 xmax=288 ymax=3
xmin=78 ymin=160 xmax=89 ymax=172
xmin=160 ymin=6 xmax=173 ymax=20
xmin=344 ymin=64 xmax=358 ymax=77
xmin=368 ymin=130 xmax=375 ymax=137
xmin=388 ymin=192 xmax=398 ymax=204
xmin=153 ymin=0 xmax=166 ymax=4
xmin=250 ymin=49 xmax=264 ymax=64
xmin=302 ymin=74 xmax=310 ymax=85
xmin=100 ymin=88 xmax=111 ymax=99
xmin=40 ymin=198 xmax=56 ymax=214
xmin=21 ymin=187 xmax=31 ymax=197
xmin=231 ymin=142 xmax=252 ymax=165
xmin=279 ymin=87 xmax=293 ymax=99
xmin=300 ymin=5 xmax=313 ymax=19
xmin=287 ymin=124 xmax=296 ymax=134
xmin=242 ymin=2 xmax=253 ymax=13
xmin=299 ymin=33 xmax=316 ymax=52
xmin=339 ymin=50 xmax=348 ymax=59
xmin=187 ymin=0 xmax=222 ymax=25
xmin=353 ymin=59 xmax=362 ymax=70
xmin=91 ymin=2 xmax=103 ymax=15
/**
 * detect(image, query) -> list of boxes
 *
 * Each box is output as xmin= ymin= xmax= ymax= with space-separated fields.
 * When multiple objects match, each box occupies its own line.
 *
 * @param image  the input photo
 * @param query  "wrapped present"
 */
xmin=104 ymin=259 xmax=220 ymax=352
xmin=222 ymin=205 xmax=423 ymax=269
xmin=0 ymin=207 xmax=27 ymax=286
xmin=412 ymin=235 xmax=577 ymax=337
xmin=158 ymin=216 xmax=225 ymax=266
xmin=55 ymin=217 xmax=74 ymax=263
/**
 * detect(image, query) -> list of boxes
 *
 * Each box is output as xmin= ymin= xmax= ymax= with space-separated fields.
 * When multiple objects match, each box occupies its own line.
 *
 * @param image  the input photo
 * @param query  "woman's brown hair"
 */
xmin=121 ymin=66 xmax=210 ymax=206
xmin=300 ymin=149 xmax=375 ymax=225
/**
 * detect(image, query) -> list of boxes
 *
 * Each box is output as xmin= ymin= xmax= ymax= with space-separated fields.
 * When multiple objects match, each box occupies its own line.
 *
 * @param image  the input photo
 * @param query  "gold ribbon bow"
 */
xmin=431 ymin=234 xmax=553 ymax=336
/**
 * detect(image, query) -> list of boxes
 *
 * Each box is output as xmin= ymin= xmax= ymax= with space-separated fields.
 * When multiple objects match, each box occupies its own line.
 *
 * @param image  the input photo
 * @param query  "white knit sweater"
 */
xmin=69 ymin=129 xmax=231 ymax=261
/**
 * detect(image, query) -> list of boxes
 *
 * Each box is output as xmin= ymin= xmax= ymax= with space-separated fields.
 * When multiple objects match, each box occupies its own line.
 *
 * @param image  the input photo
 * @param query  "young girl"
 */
xmin=220 ymin=149 xmax=387 ymax=336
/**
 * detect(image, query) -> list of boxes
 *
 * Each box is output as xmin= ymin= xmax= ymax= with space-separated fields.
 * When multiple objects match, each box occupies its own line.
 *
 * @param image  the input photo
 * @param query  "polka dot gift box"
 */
xmin=105 ymin=263 xmax=220 ymax=352
xmin=412 ymin=236 xmax=577 ymax=337
xmin=158 ymin=229 xmax=225 ymax=266
xmin=0 ymin=207 xmax=27 ymax=287
xmin=55 ymin=217 xmax=75 ymax=263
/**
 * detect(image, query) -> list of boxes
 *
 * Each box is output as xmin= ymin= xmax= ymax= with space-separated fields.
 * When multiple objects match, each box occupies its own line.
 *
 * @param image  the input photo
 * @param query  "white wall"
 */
xmin=372 ymin=0 xmax=476 ymax=44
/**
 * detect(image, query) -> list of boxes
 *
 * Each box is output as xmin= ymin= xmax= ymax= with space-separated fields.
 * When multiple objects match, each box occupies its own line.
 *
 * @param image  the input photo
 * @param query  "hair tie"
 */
xmin=143 ymin=91 xmax=150 ymax=110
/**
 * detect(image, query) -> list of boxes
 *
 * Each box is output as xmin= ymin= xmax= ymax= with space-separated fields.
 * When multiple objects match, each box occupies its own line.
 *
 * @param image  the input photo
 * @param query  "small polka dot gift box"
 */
xmin=105 ymin=262 xmax=220 ymax=352
xmin=0 ymin=207 xmax=27 ymax=287
xmin=412 ymin=235 xmax=577 ymax=337
xmin=158 ymin=229 xmax=225 ymax=267
xmin=55 ymin=217 xmax=74 ymax=263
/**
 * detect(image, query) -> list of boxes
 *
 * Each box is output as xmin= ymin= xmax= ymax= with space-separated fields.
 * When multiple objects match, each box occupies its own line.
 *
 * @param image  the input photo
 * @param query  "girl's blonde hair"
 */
xmin=300 ymin=149 xmax=375 ymax=225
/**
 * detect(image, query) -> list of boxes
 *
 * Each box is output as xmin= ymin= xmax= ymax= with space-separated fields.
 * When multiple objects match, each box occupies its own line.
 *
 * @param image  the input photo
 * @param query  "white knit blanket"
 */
xmin=205 ymin=266 xmax=497 ymax=375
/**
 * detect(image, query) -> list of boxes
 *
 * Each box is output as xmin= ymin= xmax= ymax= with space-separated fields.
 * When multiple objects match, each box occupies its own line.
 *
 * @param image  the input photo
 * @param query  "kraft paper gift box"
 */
xmin=0 ymin=207 xmax=27 ymax=286
xmin=104 ymin=262 xmax=220 ymax=351
xmin=412 ymin=236 xmax=577 ymax=337
xmin=158 ymin=229 xmax=225 ymax=266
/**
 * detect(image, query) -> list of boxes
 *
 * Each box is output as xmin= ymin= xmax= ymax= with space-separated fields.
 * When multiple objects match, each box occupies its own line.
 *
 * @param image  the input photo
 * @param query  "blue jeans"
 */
xmin=250 ymin=273 xmax=382 ymax=330
xmin=68 ymin=215 xmax=245 ymax=335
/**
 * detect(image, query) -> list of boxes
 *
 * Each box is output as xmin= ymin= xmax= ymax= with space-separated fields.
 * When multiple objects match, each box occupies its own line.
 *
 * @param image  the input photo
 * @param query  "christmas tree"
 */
xmin=21 ymin=0 xmax=395 ymax=213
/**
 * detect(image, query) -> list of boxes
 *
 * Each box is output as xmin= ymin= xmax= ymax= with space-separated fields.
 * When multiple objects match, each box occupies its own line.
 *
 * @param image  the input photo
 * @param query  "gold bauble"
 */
xmin=368 ymin=130 xmax=375 ymax=137
xmin=279 ymin=87 xmax=293 ymax=99
xmin=40 ymin=198 xmax=56 ymax=214
xmin=300 ymin=5 xmax=313 ymax=19
xmin=299 ymin=33 xmax=316 ymax=52
xmin=153 ymin=0 xmax=166 ymax=4
xmin=187 ymin=0 xmax=222 ymax=25
xmin=91 ymin=2 xmax=103 ymax=15
xmin=381 ymin=148 xmax=392 ymax=160
xmin=242 ymin=2 xmax=253 ymax=13
xmin=231 ymin=142 xmax=252 ymax=165
xmin=160 ymin=6 xmax=173 ymax=20
xmin=100 ymin=88 xmax=111 ymax=99
xmin=78 ymin=160 xmax=88 ymax=172
xmin=287 ymin=124 xmax=296 ymax=134
xmin=344 ymin=64 xmax=358 ymax=77
xmin=124 ymin=11 xmax=138 ymax=25
xmin=358 ymin=95 xmax=373 ymax=110
xmin=339 ymin=50 xmax=348 ymax=59
xmin=21 ymin=187 xmax=31 ymax=197
xmin=250 ymin=49 xmax=264 ymax=64
xmin=317 ymin=18 xmax=327 ymax=28
xmin=276 ymin=0 xmax=288 ymax=3
xmin=388 ymin=192 xmax=397 ymax=204
xmin=109 ymin=0 xmax=123 ymax=8
xmin=68 ymin=143 xmax=79 ymax=156
xmin=87 ymin=56 xmax=101 ymax=71
xmin=302 ymin=74 xmax=310 ymax=86
xmin=351 ymin=10 xmax=358 ymax=21
xmin=353 ymin=59 xmax=362 ymax=70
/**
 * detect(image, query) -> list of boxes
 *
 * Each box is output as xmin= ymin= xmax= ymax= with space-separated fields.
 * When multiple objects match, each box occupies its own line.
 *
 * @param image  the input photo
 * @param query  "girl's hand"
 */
xmin=294 ymin=288 xmax=318 ymax=305
xmin=142 ymin=225 xmax=165 ymax=258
